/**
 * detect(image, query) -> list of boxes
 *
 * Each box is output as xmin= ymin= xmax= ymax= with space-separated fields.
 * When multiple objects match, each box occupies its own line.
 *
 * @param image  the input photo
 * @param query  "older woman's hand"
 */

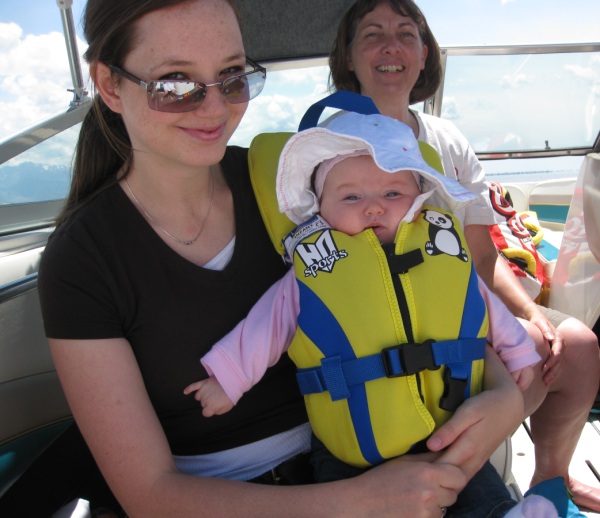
xmin=525 ymin=307 xmax=564 ymax=385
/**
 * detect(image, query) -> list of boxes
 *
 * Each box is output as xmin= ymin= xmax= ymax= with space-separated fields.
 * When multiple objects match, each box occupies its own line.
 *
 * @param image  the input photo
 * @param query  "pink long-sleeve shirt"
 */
xmin=202 ymin=270 xmax=539 ymax=404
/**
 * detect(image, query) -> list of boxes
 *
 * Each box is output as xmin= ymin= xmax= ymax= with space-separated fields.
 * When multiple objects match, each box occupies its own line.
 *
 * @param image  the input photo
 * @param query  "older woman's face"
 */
xmin=348 ymin=2 xmax=427 ymax=103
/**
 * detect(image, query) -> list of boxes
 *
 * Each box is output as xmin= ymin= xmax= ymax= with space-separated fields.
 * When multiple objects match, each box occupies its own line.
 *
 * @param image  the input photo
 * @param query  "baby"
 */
xmin=184 ymin=111 xmax=548 ymax=517
xmin=186 ymin=114 xmax=537 ymax=428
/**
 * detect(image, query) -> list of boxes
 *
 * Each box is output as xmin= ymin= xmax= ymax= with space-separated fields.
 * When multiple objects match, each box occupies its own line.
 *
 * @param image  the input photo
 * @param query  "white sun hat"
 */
xmin=276 ymin=111 xmax=477 ymax=224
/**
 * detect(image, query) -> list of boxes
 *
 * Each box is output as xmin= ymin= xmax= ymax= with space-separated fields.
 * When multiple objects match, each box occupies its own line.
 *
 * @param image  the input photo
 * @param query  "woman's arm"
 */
xmin=465 ymin=224 xmax=563 ymax=384
xmin=51 ymin=337 xmax=466 ymax=518
xmin=466 ymin=225 xmax=542 ymax=321
xmin=478 ymin=276 xmax=540 ymax=373
xmin=428 ymin=345 xmax=525 ymax=481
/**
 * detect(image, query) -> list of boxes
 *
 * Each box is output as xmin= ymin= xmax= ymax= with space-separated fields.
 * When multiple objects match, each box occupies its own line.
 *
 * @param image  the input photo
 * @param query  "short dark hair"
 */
xmin=329 ymin=0 xmax=441 ymax=105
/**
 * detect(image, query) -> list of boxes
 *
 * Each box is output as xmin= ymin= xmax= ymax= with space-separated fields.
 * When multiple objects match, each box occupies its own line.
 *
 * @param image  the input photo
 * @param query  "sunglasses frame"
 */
xmin=108 ymin=58 xmax=266 ymax=112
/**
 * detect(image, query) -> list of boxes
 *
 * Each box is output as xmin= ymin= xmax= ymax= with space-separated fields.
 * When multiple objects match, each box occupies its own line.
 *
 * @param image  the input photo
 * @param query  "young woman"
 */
xmin=38 ymin=0 xmax=523 ymax=516
xmin=329 ymin=0 xmax=600 ymax=511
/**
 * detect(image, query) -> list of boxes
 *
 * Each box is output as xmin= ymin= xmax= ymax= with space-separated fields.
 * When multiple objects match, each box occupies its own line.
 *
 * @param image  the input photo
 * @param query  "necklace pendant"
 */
xmin=182 ymin=239 xmax=195 ymax=246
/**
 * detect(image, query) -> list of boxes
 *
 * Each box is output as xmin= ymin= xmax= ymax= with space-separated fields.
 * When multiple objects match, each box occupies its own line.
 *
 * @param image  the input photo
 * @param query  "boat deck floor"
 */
xmin=511 ymin=412 xmax=600 ymax=516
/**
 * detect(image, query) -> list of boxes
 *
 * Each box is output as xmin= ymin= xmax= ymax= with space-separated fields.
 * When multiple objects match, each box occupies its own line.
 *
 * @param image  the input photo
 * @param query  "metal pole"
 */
xmin=56 ymin=0 xmax=89 ymax=109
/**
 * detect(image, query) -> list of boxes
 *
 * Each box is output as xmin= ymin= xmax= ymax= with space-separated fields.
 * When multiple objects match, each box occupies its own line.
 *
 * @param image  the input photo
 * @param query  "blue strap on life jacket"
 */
xmin=296 ymin=338 xmax=486 ymax=400
xmin=295 ymin=280 xmax=383 ymax=463
xmin=298 ymin=91 xmax=380 ymax=131
xmin=441 ymin=263 xmax=488 ymax=409
xmin=295 ymin=278 xmax=487 ymax=402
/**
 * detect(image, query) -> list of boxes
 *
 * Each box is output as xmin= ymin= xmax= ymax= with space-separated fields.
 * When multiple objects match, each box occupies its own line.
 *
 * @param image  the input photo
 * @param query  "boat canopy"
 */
xmin=237 ymin=0 xmax=356 ymax=63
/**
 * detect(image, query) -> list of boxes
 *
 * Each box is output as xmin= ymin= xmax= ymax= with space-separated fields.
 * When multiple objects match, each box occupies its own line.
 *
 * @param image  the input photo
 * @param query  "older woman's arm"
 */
xmin=465 ymin=224 xmax=562 ymax=384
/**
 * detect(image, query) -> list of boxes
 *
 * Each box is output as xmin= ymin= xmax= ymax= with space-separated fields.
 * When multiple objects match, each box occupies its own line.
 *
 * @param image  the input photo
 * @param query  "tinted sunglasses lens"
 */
xmin=247 ymin=69 xmax=266 ymax=100
xmin=147 ymin=81 xmax=206 ymax=113
xmin=222 ymin=70 xmax=266 ymax=104
xmin=222 ymin=76 xmax=250 ymax=103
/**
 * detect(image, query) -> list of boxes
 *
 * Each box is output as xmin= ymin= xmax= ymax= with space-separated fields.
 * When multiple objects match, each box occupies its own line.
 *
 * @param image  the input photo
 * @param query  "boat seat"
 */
xmin=502 ymin=183 xmax=530 ymax=213
xmin=500 ymin=181 xmax=568 ymax=265
xmin=527 ymin=178 xmax=576 ymax=228
xmin=0 ymin=282 xmax=72 ymax=500
xmin=548 ymin=153 xmax=600 ymax=328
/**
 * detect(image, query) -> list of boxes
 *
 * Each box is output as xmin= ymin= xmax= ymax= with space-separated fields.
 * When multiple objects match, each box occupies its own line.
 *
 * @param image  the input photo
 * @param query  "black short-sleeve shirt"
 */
xmin=38 ymin=146 xmax=307 ymax=455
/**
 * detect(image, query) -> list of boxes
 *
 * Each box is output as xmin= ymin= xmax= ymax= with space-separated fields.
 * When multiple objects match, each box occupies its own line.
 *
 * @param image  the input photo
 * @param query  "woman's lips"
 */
xmin=181 ymin=124 xmax=225 ymax=142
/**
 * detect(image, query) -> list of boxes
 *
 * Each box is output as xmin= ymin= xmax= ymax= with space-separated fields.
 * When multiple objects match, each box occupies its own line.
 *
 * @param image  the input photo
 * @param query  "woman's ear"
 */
xmin=92 ymin=62 xmax=123 ymax=113
xmin=420 ymin=44 xmax=429 ymax=70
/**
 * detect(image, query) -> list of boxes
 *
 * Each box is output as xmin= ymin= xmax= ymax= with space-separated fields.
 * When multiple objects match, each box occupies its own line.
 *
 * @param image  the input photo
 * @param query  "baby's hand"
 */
xmin=511 ymin=366 xmax=534 ymax=391
xmin=183 ymin=377 xmax=234 ymax=417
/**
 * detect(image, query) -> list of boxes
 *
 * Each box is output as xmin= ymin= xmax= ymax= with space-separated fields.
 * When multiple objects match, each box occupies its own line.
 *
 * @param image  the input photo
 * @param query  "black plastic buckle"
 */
xmin=382 ymin=340 xmax=439 ymax=378
xmin=440 ymin=367 xmax=467 ymax=411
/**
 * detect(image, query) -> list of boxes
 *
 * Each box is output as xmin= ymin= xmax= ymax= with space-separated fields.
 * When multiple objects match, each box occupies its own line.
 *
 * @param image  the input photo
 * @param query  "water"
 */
xmin=486 ymin=169 xmax=579 ymax=184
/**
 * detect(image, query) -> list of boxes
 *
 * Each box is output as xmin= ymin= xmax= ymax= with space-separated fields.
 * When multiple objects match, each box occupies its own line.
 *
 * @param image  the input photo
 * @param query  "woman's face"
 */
xmin=113 ymin=0 xmax=247 ymax=171
xmin=347 ymin=2 xmax=428 ymax=103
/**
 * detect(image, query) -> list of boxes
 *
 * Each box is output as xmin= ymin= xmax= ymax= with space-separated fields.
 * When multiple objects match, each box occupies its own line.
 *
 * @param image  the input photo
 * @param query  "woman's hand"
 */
xmin=525 ymin=309 xmax=564 ymax=385
xmin=340 ymin=453 xmax=466 ymax=518
xmin=426 ymin=346 xmax=524 ymax=480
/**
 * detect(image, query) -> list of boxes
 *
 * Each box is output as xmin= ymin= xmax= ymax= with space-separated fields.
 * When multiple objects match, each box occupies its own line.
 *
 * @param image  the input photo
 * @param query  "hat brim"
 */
xmin=277 ymin=121 xmax=476 ymax=224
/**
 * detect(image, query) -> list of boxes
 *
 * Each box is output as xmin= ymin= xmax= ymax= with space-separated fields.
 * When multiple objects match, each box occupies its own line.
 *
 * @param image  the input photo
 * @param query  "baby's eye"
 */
xmin=343 ymin=194 xmax=361 ymax=201
xmin=384 ymin=191 xmax=402 ymax=198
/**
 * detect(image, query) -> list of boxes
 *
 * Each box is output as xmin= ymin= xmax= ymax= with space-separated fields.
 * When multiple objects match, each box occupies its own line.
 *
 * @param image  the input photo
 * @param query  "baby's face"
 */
xmin=319 ymin=155 xmax=421 ymax=244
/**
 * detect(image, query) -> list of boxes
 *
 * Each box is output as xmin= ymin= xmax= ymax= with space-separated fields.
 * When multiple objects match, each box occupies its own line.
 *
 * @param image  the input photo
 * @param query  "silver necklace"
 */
xmin=125 ymin=169 xmax=215 ymax=246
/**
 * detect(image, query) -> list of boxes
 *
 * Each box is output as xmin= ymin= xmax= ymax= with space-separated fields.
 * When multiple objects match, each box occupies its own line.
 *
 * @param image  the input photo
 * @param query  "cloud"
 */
xmin=565 ymin=63 xmax=598 ymax=80
xmin=275 ymin=66 xmax=330 ymax=86
xmin=564 ymin=58 xmax=600 ymax=141
xmin=230 ymin=66 xmax=330 ymax=147
xmin=0 ymin=22 xmax=22 ymax=52
xmin=0 ymin=23 xmax=87 ymax=141
xmin=441 ymin=97 xmax=460 ymax=120
xmin=500 ymin=73 xmax=532 ymax=89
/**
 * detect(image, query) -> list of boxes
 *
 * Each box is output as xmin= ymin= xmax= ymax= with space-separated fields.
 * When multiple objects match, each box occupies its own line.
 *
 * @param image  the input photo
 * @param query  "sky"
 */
xmin=0 ymin=0 xmax=598 ymax=169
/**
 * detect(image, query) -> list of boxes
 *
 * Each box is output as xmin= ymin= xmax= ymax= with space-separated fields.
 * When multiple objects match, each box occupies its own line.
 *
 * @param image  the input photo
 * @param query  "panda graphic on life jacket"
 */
xmin=422 ymin=209 xmax=469 ymax=262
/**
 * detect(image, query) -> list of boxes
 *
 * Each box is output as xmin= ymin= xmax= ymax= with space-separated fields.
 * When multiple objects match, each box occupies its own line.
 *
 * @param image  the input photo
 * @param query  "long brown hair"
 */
xmin=56 ymin=0 xmax=240 ymax=227
xmin=329 ymin=0 xmax=441 ymax=105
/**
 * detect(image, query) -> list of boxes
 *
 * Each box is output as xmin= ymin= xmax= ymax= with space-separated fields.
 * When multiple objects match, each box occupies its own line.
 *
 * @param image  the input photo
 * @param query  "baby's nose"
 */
xmin=365 ymin=199 xmax=384 ymax=215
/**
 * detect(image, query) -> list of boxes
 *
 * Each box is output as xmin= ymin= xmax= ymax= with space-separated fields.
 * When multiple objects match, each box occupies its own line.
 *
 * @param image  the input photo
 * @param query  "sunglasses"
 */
xmin=108 ymin=58 xmax=266 ymax=113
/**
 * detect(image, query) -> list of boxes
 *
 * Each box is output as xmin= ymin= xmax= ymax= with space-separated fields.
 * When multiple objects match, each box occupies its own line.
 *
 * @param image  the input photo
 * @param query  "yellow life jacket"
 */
xmin=248 ymin=133 xmax=487 ymax=468
xmin=283 ymin=210 xmax=487 ymax=467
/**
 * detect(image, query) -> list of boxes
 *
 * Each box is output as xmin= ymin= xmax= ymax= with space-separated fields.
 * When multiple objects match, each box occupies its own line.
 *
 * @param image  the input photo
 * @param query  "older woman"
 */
xmin=329 ymin=0 xmax=600 ymax=511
